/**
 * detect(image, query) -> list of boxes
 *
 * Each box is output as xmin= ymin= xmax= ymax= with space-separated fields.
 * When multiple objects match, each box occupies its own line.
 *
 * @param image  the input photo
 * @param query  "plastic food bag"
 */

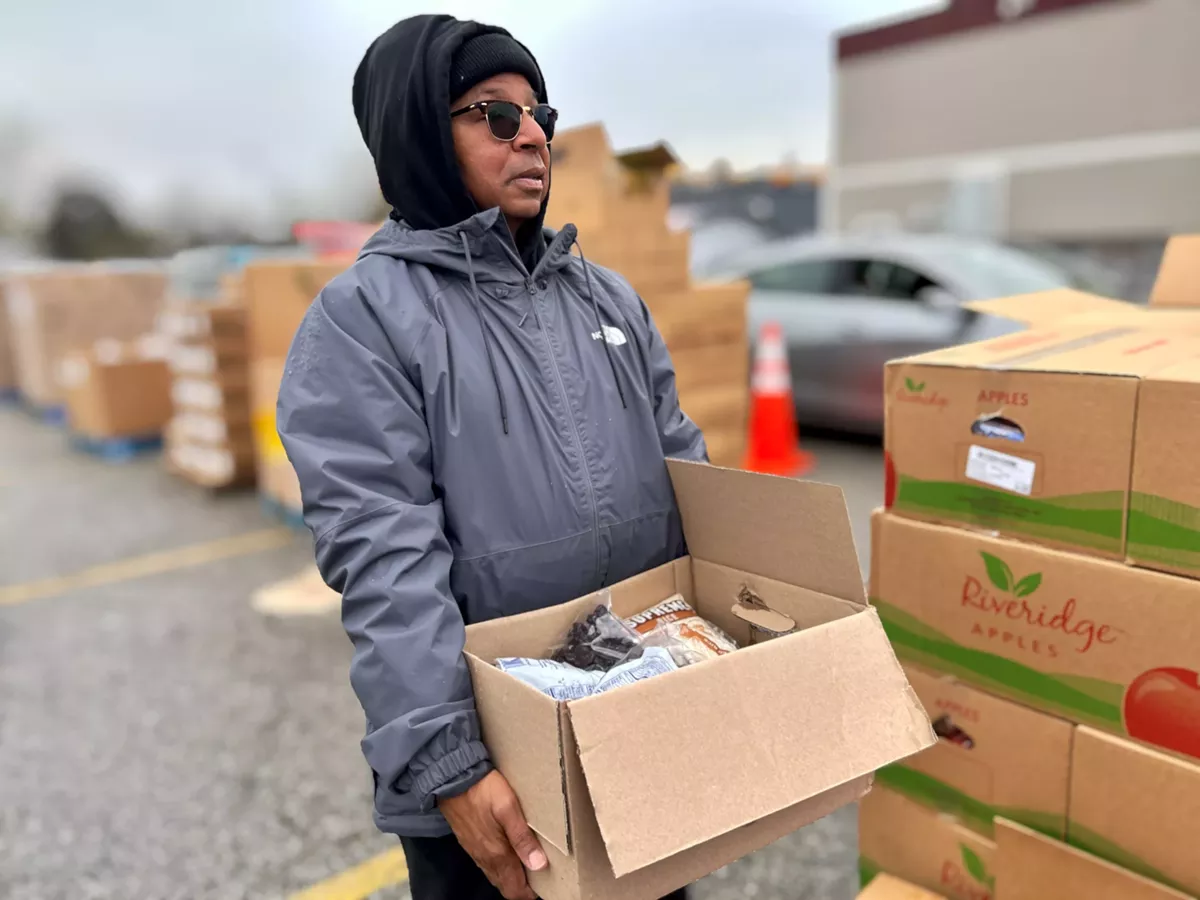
xmin=551 ymin=592 xmax=643 ymax=671
xmin=592 ymin=646 xmax=678 ymax=695
xmin=495 ymin=657 xmax=600 ymax=701
xmin=623 ymin=594 xmax=739 ymax=667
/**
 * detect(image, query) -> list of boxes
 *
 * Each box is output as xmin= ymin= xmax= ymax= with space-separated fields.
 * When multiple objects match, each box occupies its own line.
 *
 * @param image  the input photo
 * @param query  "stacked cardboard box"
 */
xmin=3 ymin=263 xmax=166 ymax=412
xmin=58 ymin=337 xmax=172 ymax=441
xmin=162 ymin=295 xmax=255 ymax=489
xmin=0 ymin=276 xmax=15 ymax=397
xmin=243 ymin=259 xmax=348 ymax=518
xmin=545 ymin=125 xmax=750 ymax=468
xmin=863 ymin=235 xmax=1200 ymax=899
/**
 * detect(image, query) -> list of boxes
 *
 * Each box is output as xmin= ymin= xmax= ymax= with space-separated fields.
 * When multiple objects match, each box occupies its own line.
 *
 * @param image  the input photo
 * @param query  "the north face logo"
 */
xmin=591 ymin=326 xmax=627 ymax=346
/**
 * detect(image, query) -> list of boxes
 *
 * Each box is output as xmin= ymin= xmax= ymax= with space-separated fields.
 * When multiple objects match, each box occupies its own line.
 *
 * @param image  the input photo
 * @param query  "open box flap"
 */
xmin=1150 ymin=234 xmax=1200 ymax=308
xmin=962 ymin=289 xmax=1137 ymax=326
xmin=666 ymin=460 xmax=864 ymax=604
xmin=465 ymin=657 xmax=572 ymax=855
xmin=567 ymin=608 xmax=935 ymax=877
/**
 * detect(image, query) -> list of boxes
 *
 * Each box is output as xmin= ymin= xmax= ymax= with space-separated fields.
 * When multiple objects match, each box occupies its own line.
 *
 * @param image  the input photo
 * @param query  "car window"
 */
xmin=832 ymin=258 xmax=943 ymax=301
xmin=748 ymin=260 xmax=837 ymax=294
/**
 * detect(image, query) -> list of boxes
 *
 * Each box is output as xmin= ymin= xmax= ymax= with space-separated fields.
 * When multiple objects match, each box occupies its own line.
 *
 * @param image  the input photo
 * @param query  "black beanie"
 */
xmin=449 ymin=32 xmax=543 ymax=103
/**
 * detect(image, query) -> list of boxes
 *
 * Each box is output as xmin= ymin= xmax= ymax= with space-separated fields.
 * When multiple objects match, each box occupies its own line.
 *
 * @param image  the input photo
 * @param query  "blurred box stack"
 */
xmin=243 ymin=259 xmax=348 ymax=523
xmin=545 ymin=125 xmax=750 ymax=468
xmin=3 ymin=262 xmax=166 ymax=419
xmin=58 ymin=336 xmax=172 ymax=451
xmin=0 ymin=276 xmax=16 ymax=400
xmin=162 ymin=298 xmax=254 ymax=489
xmin=862 ymin=235 xmax=1200 ymax=900
xmin=161 ymin=247 xmax=302 ymax=490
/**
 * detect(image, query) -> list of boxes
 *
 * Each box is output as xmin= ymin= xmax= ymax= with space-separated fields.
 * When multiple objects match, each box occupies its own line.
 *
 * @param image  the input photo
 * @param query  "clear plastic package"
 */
xmin=494 ymin=657 xmax=600 ymax=700
xmin=592 ymin=646 xmax=678 ymax=695
xmin=622 ymin=594 xmax=739 ymax=667
xmin=550 ymin=591 xmax=643 ymax=672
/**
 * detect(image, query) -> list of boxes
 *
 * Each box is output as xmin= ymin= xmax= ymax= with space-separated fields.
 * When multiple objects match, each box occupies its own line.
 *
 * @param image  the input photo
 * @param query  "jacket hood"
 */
xmin=358 ymin=207 xmax=577 ymax=282
xmin=352 ymin=15 xmax=552 ymax=266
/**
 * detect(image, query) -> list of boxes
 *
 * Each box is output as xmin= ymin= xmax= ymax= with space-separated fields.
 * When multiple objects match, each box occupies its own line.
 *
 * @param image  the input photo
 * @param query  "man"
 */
xmin=277 ymin=14 xmax=703 ymax=900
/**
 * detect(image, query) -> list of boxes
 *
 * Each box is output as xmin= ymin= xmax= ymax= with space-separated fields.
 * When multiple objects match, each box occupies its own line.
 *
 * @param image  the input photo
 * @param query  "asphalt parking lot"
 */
xmin=0 ymin=406 xmax=883 ymax=900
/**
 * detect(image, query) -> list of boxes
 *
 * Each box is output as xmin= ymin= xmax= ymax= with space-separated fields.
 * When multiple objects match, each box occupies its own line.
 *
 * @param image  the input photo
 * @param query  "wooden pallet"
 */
xmin=260 ymin=495 xmax=307 ymax=532
xmin=69 ymin=432 xmax=163 ymax=463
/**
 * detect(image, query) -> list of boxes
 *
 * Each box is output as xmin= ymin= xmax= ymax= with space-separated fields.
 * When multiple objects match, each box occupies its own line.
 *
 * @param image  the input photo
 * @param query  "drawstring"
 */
xmin=460 ymin=231 xmax=510 ymax=435
xmin=573 ymin=240 xmax=628 ymax=410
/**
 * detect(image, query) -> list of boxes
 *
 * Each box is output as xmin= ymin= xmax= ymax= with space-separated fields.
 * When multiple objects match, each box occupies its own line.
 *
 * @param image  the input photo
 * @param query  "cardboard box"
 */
xmin=996 ymin=819 xmax=1193 ymax=900
xmin=672 ymin=343 xmax=749 ymax=398
xmin=1149 ymin=234 xmax=1200 ymax=308
xmin=160 ymin=301 xmax=246 ymax=345
xmin=681 ymin=384 xmax=747 ymax=437
xmin=170 ymin=371 xmax=249 ymax=418
xmin=701 ymin=428 xmax=746 ymax=471
xmin=885 ymin=320 xmax=1200 ymax=559
xmin=544 ymin=125 xmax=675 ymax=237
xmin=1128 ymin=356 xmax=1200 ymax=577
xmin=960 ymin=266 xmax=1200 ymax=577
xmin=1068 ymin=727 xmax=1200 ymax=896
xmin=876 ymin=664 xmax=1073 ymax=839
xmin=871 ymin=510 xmax=1200 ymax=761
xmin=243 ymin=260 xmax=345 ymax=361
xmin=465 ymin=461 xmax=935 ymax=900
xmin=5 ymin=267 xmax=165 ymax=407
xmin=61 ymin=352 xmax=172 ymax=440
xmin=0 ymin=285 xmax=14 ymax=393
xmin=859 ymin=786 xmax=997 ymax=900
xmin=166 ymin=436 xmax=255 ymax=489
xmin=168 ymin=410 xmax=250 ymax=447
xmin=648 ymin=283 xmax=748 ymax=352
xmin=250 ymin=357 xmax=286 ymax=460
xmin=856 ymin=873 xmax=943 ymax=900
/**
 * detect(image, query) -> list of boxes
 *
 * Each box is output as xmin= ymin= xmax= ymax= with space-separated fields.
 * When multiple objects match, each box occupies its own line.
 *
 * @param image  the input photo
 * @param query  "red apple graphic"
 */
xmin=884 ymin=451 xmax=897 ymax=508
xmin=1123 ymin=667 xmax=1200 ymax=759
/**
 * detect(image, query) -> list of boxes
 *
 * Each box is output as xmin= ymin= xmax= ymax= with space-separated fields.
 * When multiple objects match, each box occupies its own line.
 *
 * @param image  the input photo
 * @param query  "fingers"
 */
xmin=495 ymin=794 xmax=548 ymax=873
xmin=493 ymin=859 xmax=537 ymax=900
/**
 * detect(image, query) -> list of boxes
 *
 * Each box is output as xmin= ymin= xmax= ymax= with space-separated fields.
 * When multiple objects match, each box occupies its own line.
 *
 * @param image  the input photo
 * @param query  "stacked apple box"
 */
xmin=544 ymin=125 xmax=749 ymax=468
xmin=242 ymin=258 xmax=350 ymax=523
xmin=863 ymin=234 xmax=1200 ymax=900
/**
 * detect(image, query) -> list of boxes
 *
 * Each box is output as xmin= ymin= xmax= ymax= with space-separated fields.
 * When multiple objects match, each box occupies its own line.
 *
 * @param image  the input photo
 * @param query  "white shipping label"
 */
xmin=966 ymin=445 xmax=1036 ymax=496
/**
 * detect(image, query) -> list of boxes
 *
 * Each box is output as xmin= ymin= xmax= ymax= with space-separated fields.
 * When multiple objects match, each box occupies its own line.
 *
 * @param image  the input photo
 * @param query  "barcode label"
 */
xmin=966 ymin=445 xmax=1035 ymax=496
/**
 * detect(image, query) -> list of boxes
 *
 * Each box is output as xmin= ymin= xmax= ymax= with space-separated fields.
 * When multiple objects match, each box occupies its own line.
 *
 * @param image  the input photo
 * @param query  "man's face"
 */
xmin=451 ymin=73 xmax=550 ymax=228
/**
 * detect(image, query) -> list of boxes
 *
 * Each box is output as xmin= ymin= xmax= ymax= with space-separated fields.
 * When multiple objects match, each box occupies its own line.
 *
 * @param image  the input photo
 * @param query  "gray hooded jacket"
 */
xmin=277 ymin=207 xmax=707 ymax=836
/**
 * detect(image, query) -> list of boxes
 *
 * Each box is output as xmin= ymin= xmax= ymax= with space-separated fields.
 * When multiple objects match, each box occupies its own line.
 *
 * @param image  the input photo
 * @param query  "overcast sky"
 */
xmin=0 ymin=0 xmax=938 ymax=233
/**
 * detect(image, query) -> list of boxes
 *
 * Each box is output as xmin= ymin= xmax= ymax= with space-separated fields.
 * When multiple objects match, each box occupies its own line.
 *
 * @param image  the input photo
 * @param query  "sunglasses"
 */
xmin=450 ymin=100 xmax=558 ymax=143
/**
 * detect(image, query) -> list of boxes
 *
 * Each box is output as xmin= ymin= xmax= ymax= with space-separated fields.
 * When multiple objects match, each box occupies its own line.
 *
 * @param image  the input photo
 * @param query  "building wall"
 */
xmin=828 ymin=0 xmax=1200 ymax=241
xmin=836 ymin=0 xmax=1200 ymax=166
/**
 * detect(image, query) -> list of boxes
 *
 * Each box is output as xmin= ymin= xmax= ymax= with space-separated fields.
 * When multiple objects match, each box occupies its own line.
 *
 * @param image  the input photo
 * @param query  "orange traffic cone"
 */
xmin=743 ymin=321 xmax=813 ymax=476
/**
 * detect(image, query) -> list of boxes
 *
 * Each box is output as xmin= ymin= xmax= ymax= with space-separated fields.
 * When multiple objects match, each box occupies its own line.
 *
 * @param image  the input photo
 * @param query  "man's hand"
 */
xmin=438 ymin=770 xmax=547 ymax=900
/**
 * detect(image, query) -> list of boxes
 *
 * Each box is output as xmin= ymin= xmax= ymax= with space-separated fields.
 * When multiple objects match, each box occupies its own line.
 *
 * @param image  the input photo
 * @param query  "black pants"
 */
xmin=401 ymin=834 xmax=688 ymax=900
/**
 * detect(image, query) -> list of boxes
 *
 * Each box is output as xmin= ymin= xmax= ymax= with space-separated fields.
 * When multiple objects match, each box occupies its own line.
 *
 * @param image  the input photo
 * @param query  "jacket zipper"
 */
xmin=529 ymin=280 xmax=602 ymax=586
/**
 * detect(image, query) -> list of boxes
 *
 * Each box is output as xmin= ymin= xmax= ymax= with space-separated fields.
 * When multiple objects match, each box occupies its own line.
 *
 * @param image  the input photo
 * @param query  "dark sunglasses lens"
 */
xmin=534 ymin=105 xmax=557 ymax=141
xmin=485 ymin=102 xmax=522 ymax=140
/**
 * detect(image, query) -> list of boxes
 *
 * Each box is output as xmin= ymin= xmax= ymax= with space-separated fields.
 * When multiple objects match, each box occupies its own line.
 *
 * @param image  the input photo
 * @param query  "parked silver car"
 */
xmin=718 ymin=234 xmax=1075 ymax=434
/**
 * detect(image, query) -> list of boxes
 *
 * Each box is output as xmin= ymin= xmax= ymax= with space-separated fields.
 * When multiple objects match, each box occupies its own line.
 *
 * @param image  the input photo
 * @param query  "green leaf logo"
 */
xmin=980 ymin=552 xmax=1013 ymax=591
xmin=1014 ymin=573 xmax=1043 ymax=597
xmin=904 ymin=377 xmax=926 ymax=393
xmin=979 ymin=552 xmax=1042 ymax=598
xmin=960 ymin=844 xmax=995 ymax=889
